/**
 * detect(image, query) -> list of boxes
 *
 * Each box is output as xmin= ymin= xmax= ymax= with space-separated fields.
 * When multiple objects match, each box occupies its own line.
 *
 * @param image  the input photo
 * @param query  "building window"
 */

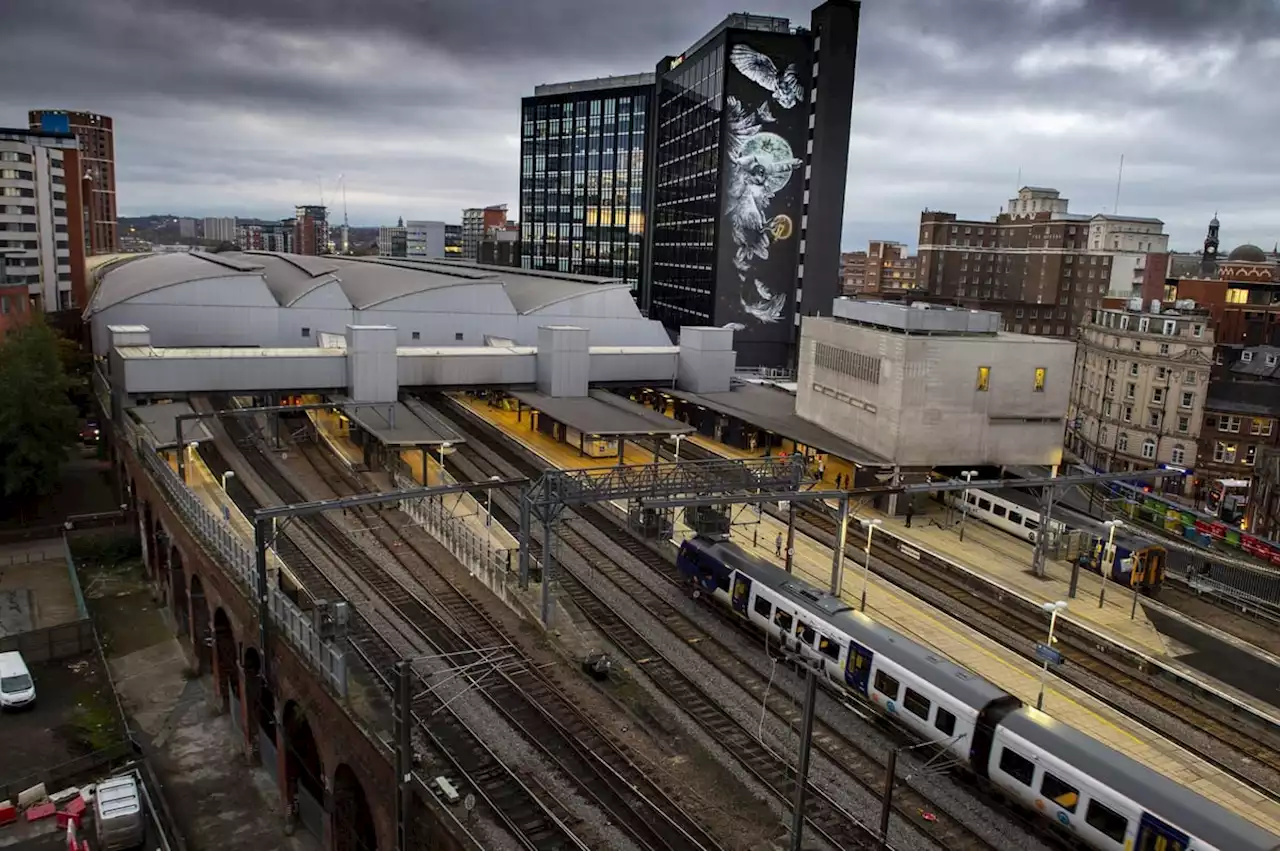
xmin=1163 ymin=320 xmax=1177 ymax=335
xmin=1171 ymin=444 xmax=1185 ymax=465
xmin=301 ymin=327 xmax=310 ymax=338
xmin=1193 ymin=324 xmax=1203 ymax=337
xmin=1034 ymin=368 xmax=1046 ymax=392
xmin=1129 ymin=362 xmax=1139 ymax=377
xmin=455 ymin=332 xmax=464 ymax=341
xmin=1269 ymin=355 xmax=1278 ymax=367
xmin=1123 ymin=405 xmax=1133 ymax=423
xmin=1242 ymin=351 xmax=1254 ymax=363
xmin=1247 ymin=445 xmax=1258 ymax=465
xmin=1177 ymin=415 xmax=1189 ymax=433
xmin=1184 ymin=370 xmax=1197 ymax=385
xmin=1159 ymin=343 xmax=1170 ymax=356
xmin=1148 ymin=411 xmax=1160 ymax=428
xmin=1224 ymin=415 xmax=1241 ymax=433
xmin=1133 ymin=340 xmax=1141 ymax=352
xmin=1152 ymin=388 xmax=1164 ymax=404
xmin=976 ymin=366 xmax=990 ymax=391
xmin=1015 ymin=308 xmax=1024 ymax=318
xmin=1214 ymin=442 xmax=1238 ymax=463
xmin=1142 ymin=438 xmax=1156 ymax=459
xmin=1255 ymin=419 xmax=1274 ymax=436
xmin=1125 ymin=383 xmax=1135 ymax=400
xmin=411 ymin=331 xmax=420 ymax=341
xmin=1156 ymin=366 xmax=1167 ymax=381
xmin=1139 ymin=317 xmax=1150 ymax=332
xmin=1118 ymin=432 xmax=1129 ymax=452
xmin=1180 ymin=392 xmax=1193 ymax=409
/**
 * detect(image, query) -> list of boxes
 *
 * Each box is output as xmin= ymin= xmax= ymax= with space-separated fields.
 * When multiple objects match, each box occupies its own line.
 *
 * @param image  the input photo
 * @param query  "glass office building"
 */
xmin=519 ymin=74 xmax=654 ymax=295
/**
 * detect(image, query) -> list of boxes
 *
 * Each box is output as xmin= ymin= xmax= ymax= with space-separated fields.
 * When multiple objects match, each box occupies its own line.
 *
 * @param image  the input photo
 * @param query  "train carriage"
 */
xmin=675 ymin=535 xmax=1280 ymax=851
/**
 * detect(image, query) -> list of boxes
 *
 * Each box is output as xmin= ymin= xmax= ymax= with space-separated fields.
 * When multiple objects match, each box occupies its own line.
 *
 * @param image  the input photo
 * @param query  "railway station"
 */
xmin=84 ymin=248 xmax=1280 ymax=851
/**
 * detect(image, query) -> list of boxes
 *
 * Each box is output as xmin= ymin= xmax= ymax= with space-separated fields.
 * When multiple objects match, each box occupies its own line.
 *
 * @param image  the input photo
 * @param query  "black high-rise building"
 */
xmin=645 ymin=3 xmax=860 ymax=367
xmin=519 ymin=75 xmax=654 ymax=295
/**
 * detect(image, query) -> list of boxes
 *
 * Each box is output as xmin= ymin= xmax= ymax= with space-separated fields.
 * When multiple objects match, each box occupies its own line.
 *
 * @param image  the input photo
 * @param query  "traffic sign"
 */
xmin=1035 ymin=643 xmax=1063 ymax=666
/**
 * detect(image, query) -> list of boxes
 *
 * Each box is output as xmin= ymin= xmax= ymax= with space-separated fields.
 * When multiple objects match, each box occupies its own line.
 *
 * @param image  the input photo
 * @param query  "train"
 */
xmin=677 ymin=535 xmax=1279 ymax=851
xmin=946 ymin=487 xmax=1169 ymax=594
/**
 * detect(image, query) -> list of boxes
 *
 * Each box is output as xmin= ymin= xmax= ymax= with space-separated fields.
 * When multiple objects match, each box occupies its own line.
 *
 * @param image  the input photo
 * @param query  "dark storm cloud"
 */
xmin=1 ymin=0 xmax=1276 ymax=249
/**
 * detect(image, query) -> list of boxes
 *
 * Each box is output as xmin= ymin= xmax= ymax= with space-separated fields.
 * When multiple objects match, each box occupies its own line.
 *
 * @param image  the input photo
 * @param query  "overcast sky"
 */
xmin=3 ymin=0 xmax=1278 ymax=253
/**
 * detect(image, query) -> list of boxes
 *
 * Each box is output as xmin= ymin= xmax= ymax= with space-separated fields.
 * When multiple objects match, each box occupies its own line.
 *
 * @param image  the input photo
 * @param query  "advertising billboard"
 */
xmin=716 ymin=32 xmax=812 ymax=351
xmin=39 ymin=113 xmax=71 ymax=134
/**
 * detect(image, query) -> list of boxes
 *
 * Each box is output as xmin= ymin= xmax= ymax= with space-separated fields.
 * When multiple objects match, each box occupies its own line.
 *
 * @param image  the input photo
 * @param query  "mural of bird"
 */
xmin=729 ymin=44 xmax=804 ymax=109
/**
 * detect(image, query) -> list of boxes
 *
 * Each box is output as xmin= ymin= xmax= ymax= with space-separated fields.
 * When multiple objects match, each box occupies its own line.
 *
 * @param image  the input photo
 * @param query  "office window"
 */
xmin=300 ymin=327 xmax=310 ymax=338
xmin=1085 ymin=800 xmax=1128 ymax=843
xmin=1125 ymin=383 xmax=1135 ymax=399
xmin=999 ymin=747 xmax=1035 ymax=786
xmin=1177 ymin=416 xmax=1189 ymax=433
xmin=1152 ymin=388 xmax=1164 ymax=404
xmin=1156 ymin=366 xmax=1167 ymax=381
xmin=1142 ymin=438 xmax=1156 ymax=459
xmin=754 ymin=596 xmax=772 ymax=619
xmin=1033 ymin=368 xmax=1046 ymax=392
xmin=1130 ymin=362 xmax=1139 ymax=376
xmin=1148 ymin=411 xmax=1160 ymax=428
xmin=1159 ymin=343 xmax=1170 ymax=355
xmin=1180 ymin=392 xmax=1193 ymax=409
xmin=1118 ymin=433 xmax=1128 ymax=452
xmin=1184 ymin=370 xmax=1197 ymax=385
xmin=873 ymin=670 xmax=900 ymax=701
xmin=1123 ymin=406 xmax=1133 ymax=423
xmin=934 ymin=707 xmax=956 ymax=736
xmin=976 ymin=366 xmax=990 ymax=391
xmin=1040 ymin=772 xmax=1080 ymax=812
xmin=902 ymin=688 xmax=930 ymax=719
xmin=1171 ymin=444 xmax=1185 ymax=465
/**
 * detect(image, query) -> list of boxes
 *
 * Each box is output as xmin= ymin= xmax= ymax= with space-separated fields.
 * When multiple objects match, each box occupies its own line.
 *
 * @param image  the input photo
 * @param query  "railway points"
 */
xmin=447 ymin=391 xmax=1280 ymax=835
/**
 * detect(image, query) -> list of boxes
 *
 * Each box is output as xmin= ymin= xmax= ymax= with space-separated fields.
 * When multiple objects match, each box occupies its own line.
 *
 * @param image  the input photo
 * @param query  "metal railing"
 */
xmin=394 ymin=472 xmax=516 ymax=582
xmin=120 ymin=412 xmax=348 ymax=697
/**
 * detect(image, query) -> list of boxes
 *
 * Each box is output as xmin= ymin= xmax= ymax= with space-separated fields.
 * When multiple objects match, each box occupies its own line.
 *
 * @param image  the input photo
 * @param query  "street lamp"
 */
xmin=437 ymin=441 xmax=453 ymax=486
xmin=958 ymin=470 xmax=979 ymax=542
xmin=673 ymin=433 xmax=685 ymax=463
xmin=1036 ymin=600 xmax=1068 ymax=711
xmin=1100 ymin=519 xmax=1123 ymax=608
xmin=486 ymin=475 xmax=500 ymax=527
xmin=220 ymin=470 xmax=236 ymax=491
xmin=858 ymin=517 xmax=882 ymax=612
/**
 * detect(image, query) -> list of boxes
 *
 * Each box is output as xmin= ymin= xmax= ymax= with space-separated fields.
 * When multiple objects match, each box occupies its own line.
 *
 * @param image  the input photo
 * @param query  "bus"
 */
xmin=1205 ymin=478 xmax=1249 ymax=525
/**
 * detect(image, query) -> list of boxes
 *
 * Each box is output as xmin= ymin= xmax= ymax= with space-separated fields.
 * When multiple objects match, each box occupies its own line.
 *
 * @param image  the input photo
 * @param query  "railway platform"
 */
xmin=460 ymin=398 xmax=1280 ymax=831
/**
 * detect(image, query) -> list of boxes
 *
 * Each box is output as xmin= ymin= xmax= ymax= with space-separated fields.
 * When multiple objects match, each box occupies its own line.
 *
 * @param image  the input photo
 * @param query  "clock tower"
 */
xmin=1200 ymin=213 xmax=1220 ymax=277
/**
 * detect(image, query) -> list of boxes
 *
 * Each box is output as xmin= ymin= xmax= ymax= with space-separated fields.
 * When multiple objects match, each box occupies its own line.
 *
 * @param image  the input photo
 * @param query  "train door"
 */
xmin=1134 ymin=812 xmax=1189 ymax=851
xmin=844 ymin=640 xmax=873 ymax=695
xmin=730 ymin=574 xmax=752 ymax=617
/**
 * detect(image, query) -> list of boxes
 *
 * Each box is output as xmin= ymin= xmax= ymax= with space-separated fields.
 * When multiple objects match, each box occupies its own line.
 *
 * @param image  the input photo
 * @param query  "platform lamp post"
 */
xmin=673 ymin=433 xmax=685 ymax=463
xmin=1100 ymin=519 xmax=1123 ymax=609
xmin=859 ymin=517 xmax=882 ymax=612
xmin=220 ymin=470 xmax=235 ymax=491
xmin=184 ymin=442 xmax=199 ymax=484
xmin=437 ymin=441 xmax=452 ymax=487
xmin=958 ymin=470 xmax=978 ymax=541
xmin=486 ymin=475 xmax=500 ymax=527
xmin=1036 ymin=600 xmax=1068 ymax=710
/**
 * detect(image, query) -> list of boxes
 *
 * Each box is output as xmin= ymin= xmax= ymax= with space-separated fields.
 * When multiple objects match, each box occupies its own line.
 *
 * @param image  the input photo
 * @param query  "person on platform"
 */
xmin=775 ymin=531 xmax=783 ymax=558
xmin=904 ymin=498 xmax=915 ymax=528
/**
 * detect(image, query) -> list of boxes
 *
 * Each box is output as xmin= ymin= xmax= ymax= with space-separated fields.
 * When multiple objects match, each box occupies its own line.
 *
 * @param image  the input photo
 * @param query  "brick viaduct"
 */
xmin=111 ymin=428 xmax=471 ymax=851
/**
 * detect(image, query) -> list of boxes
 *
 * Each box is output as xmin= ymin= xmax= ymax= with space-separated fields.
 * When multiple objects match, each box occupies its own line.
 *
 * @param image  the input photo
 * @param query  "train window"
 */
xmin=1008 ymin=511 xmax=1023 ymax=525
xmin=1025 ymin=519 xmax=1039 ymax=531
xmin=998 ymin=747 xmax=1035 ymax=786
xmin=1085 ymin=800 xmax=1128 ymax=843
xmin=992 ymin=504 xmax=1006 ymax=518
xmin=817 ymin=636 xmax=840 ymax=660
xmin=1039 ymin=772 xmax=1079 ymax=813
xmin=754 ymin=596 xmax=772 ymax=619
xmin=978 ymin=498 xmax=991 ymax=511
xmin=902 ymin=688 xmax=930 ymax=719
xmin=774 ymin=610 xmax=793 ymax=632
xmin=796 ymin=621 xmax=816 ymax=646
xmin=934 ymin=708 xmax=956 ymax=736
xmin=873 ymin=670 xmax=900 ymax=701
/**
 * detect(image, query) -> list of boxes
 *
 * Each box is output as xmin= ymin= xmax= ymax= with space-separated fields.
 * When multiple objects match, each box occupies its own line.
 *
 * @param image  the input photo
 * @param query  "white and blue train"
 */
xmin=677 ymin=535 xmax=1279 ymax=851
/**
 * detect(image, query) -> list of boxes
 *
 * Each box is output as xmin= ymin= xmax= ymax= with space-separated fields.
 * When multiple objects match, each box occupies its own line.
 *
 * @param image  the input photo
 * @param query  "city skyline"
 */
xmin=3 ymin=0 xmax=1279 ymax=253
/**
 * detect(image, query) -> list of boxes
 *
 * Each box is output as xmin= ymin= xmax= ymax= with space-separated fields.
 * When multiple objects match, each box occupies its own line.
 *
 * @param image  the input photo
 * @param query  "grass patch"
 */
xmin=66 ymin=688 xmax=126 ymax=754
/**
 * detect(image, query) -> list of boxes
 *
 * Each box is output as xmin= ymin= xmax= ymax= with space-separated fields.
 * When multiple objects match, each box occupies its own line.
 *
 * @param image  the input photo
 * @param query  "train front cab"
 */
xmin=1080 ymin=539 xmax=1167 ymax=596
xmin=676 ymin=539 xmax=732 ymax=600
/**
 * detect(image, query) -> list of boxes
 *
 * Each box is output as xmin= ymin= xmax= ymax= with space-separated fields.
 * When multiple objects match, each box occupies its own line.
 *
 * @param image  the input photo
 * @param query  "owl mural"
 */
xmin=724 ymin=45 xmax=804 ymax=326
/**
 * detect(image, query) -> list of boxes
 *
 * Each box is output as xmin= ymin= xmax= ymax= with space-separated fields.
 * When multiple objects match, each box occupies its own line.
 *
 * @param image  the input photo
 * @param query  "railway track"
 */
xmin=272 ymin=414 xmax=724 ymax=851
xmin=207 ymin=405 xmax=590 ymax=851
xmin=792 ymin=503 xmax=1280 ymax=802
xmin=430 ymin=396 xmax=1043 ymax=851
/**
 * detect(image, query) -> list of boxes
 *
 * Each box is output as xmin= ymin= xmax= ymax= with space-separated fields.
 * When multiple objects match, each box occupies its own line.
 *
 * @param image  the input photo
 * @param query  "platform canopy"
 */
xmin=127 ymin=401 xmax=214 ymax=447
xmin=333 ymin=397 xmax=465 ymax=447
xmin=510 ymin=389 xmax=694 ymax=438
xmin=668 ymin=384 xmax=892 ymax=468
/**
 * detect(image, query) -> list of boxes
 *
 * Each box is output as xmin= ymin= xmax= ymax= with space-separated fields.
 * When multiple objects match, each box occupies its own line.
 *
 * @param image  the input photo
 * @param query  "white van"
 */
xmin=95 ymin=774 xmax=145 ymax=850
xmin=0 ymin=651 xmax=35 ymax=709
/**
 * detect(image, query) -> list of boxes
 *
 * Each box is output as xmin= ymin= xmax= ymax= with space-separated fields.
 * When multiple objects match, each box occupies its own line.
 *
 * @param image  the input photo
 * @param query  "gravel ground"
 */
xmin=564 ymin=513 xmax=1055 ymax=851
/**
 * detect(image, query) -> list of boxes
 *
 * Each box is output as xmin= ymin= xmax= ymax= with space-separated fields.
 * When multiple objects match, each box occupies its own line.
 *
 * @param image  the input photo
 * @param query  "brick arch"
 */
xmin=170 ymin=546 xmax=189 ymax=635
xmin=188 ymin=573 xmax=211 ymax=674
xmin=282 ymin=699 xmax=327 ymax=845
xmin=332 ymin=763 xmax=378 ymax=851
xmin=213 ymin=607 xmax=237 ymax=712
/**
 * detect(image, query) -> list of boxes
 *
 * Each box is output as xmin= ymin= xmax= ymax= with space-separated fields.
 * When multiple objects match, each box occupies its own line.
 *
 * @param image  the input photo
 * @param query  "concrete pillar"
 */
xmin=677 ymin=326 xmax=737 ymax=393
xmin=346 ymin=325 xmax=399 ymax=403
xmin=536 ymin=325 xmax=590 ymax=398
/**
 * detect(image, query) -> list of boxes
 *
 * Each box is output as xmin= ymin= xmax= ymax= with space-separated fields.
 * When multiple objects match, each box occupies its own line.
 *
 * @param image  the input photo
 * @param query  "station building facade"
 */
xmin=796 ymin=299 xmax=1076 ymax=467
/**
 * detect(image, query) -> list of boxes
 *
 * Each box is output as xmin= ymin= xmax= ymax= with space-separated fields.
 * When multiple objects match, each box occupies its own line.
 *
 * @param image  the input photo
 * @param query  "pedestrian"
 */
xmin=904 ymin=499 xmax=914 ymax=529
xmin=818 ymin=460 xmax=827 ymax=480
xmin=775 ymin=532 xmax=783 ymax=558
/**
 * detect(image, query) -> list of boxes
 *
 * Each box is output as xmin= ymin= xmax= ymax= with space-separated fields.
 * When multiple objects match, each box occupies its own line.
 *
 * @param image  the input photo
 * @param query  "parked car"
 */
xmin=0 ymin=651 xmax=36 ymax=709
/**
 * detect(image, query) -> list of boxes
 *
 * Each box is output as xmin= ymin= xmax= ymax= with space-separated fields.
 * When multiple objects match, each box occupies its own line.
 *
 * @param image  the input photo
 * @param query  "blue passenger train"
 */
xmin=677 ymin=535 xmax=1278 ymax=851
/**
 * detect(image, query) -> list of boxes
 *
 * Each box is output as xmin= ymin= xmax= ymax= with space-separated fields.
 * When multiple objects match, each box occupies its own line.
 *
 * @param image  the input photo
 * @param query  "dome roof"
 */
xmin=1228 ymin=244 xmax=1267 ymax=263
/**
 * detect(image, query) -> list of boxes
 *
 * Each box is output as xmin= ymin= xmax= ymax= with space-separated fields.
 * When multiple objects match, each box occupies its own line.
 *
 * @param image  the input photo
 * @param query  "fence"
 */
xmin=0 ymin=619 xmax=96 ymax=663
xmin=119 ymin=411 xmax=348 ymax=698
xmin=394 ymin=472 xmax=517 ymax=583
